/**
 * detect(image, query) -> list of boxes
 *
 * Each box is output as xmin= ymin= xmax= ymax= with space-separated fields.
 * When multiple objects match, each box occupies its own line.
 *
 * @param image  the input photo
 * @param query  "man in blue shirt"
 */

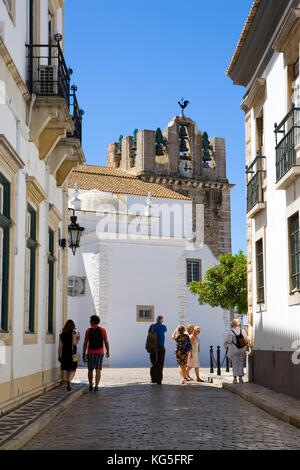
xmin=148 ymin=315 xmax=167 ymax=385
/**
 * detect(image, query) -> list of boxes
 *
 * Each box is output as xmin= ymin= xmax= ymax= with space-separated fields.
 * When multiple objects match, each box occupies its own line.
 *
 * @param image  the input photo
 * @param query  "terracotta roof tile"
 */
xmin=68 ymin=165 xmax=191 ymax=201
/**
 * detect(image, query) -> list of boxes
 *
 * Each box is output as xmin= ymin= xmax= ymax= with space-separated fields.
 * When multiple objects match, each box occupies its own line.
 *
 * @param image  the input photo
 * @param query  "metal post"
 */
xmin=217 ymin=346 xmax=221 ymax=376
xmin=226 ymin=348 xmax=230 ymax=372
xmin=210 ymin=346 xmax=214 ymax=374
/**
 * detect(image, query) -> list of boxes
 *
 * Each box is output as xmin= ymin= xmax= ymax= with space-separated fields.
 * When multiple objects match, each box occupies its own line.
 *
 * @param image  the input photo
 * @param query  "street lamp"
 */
xmin=68 ymin=208 xmax=84 ymax=255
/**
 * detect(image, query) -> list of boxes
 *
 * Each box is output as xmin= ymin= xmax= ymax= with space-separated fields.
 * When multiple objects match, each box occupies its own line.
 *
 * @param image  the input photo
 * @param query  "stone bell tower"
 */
xmin=107 ymin=114 xmax=232 ymax=258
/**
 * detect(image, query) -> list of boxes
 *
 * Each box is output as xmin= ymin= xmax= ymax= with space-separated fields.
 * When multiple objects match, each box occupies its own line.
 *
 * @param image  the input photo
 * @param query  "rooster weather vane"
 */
xmin=178 ymin=98 xmax=190 ymax=116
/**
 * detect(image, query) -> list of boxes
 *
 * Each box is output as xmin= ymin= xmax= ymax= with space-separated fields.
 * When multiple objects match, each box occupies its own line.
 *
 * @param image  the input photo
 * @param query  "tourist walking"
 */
xmin=224 ymin=319 xmax=248 ymax=383
xmin=172 ymin=325 xmax=191 ymax=384
xmin=82 ymin=315 xmax=110 ymax=392
xmin=147 ymin=315 xmax=167 ymax=385
xmin=186 ymin=326 xmax=204 ymax=382
xmin=58 ymin=320 xmax=80 ymax=391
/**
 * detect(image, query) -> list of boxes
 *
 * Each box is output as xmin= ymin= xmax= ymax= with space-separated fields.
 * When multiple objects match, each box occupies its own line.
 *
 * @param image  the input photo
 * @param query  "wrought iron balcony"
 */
xmin=26 ymin=42 xmax=71 ymax=106
xmin=246 ymin=155 xmax=266 ymax=215
xmin=67 ymin=87 xmax=83 ymax=143
xmin=26 ymin=42 xmax=83 ymax=143
xmin=274 ymin=106 xmax=300 ymax=184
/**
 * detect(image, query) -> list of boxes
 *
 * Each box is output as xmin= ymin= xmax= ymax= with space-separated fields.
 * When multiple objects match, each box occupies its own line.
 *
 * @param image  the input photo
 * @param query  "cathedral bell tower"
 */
xmin=107 ymin=114 xmax=233 ymax=258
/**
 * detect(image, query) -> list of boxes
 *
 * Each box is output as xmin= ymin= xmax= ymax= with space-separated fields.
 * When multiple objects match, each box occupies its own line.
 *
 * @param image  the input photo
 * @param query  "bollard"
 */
xmin=217 ymin=346 xmax=221 ymax=375
xmin=210 ymin=345 xmax=214 ymax=373
xmin=226 ymin=348 xmax=230 ymax=372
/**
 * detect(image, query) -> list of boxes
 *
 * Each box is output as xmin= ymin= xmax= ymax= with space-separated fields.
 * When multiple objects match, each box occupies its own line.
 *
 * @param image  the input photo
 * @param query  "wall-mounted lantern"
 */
xmin=68 ymin=208 xmax=84 ymax=255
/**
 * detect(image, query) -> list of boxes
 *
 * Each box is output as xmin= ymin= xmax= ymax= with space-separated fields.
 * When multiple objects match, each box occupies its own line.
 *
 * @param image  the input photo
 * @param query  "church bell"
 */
xmin=179 ymin=138 xmax=188 ymax=153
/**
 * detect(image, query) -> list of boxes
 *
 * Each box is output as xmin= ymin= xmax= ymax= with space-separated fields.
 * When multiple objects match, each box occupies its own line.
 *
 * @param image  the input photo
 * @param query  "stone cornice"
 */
xmin=0 ymin=134 xmax=25 ymax=176
xmin=140 ymin=174 xmax=233 ymax=190
xmin=49 ymin=203 xmax=62 ymax=228
xmin=273 ymin=8 xmax=300 ymax=52
xmin=0 ymin=38 xmax=31 ymax=103
xmin=26 ymin=176 xmax=47 ymax=206
xmin=241 ymin=78 xmax=266 ymax=112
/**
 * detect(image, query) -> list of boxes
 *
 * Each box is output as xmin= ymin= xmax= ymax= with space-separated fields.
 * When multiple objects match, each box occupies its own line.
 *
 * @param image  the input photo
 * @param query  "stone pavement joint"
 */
xmin=0 ymin=382 xmax=88 ymax=450
xmin=223 ymin=382 xmax=300 ymax=430
xmin=22 ymin=368 xmax=300 ymax=450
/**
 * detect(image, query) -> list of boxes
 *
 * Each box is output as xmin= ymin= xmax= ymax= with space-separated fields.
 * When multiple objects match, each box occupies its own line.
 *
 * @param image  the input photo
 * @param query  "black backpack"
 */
xmin=88 ymin=328 xmax=103 ymax=349
xmin=231 ymin=329 xmax=246 ymax=349
xmin=145 ymin=324 xmax=158 ymax=353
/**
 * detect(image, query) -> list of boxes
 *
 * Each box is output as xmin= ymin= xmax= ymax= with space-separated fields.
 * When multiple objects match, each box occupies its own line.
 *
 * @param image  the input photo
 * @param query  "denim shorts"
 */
xmin=87 ymin=353 xmax=104 ymax=371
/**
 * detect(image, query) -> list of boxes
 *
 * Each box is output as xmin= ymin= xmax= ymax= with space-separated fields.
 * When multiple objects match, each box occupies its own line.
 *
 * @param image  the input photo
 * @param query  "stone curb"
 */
xmin=223 ymin=383 xmax=300 ymax=430
xmin=0 ymin=384 xmax=88 ymax=450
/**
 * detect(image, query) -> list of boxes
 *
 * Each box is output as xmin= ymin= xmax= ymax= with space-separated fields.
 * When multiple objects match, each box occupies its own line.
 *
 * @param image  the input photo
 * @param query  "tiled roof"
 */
xmin=68 ymin=165 xmax=191 ymax=201
xmin=226 ymin=0 xmax=262 ymax=76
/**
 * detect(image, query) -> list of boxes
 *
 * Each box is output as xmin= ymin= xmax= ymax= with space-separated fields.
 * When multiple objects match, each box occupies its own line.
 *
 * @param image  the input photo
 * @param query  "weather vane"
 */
xmin=178 ymin=98 xmax=190 ymax=116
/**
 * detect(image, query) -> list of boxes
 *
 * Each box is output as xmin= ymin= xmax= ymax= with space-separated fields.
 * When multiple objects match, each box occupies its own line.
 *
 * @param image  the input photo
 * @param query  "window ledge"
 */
xmin=0 ymin=331 xmax=12 ymax=345
xmin=23 ymin=333 xmax=38 ymax=345
xmin=45 ymin=333 xmax=56 ymax=344
xmin=247 ymin=202 xmax=266 ymax=219
xmin=288 ymin=291 xmax=300 ymax=306
xmin=275 ymin=166 xmax=300 ymax=190
xmin=256 ymin=303 xmax=267 ymax=312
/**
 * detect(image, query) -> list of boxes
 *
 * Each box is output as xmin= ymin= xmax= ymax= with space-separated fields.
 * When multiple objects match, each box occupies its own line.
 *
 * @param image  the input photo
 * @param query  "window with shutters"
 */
xmin=256 ymin=238 xmax=264 ymax=303
xmin=25 ymin=204 xmax=37 ymax=333
xmin=47 ymin=227 xmax=55 ymax=334
xmin=0 ymin=174 xmax=10 ymax=332
xmin=289 ymin=213 xmax=300 ymax=292
xmin=136 ymin=305 xmax=154 ymax=322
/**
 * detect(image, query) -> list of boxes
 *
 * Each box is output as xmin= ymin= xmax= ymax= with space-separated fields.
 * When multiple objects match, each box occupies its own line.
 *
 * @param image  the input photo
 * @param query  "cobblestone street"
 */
xmin=23 ymin=368 xmax=300 ymax=450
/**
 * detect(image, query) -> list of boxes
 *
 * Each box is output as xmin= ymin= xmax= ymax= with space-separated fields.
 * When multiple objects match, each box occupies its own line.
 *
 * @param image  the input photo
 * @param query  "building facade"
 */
xmin=0 ymin=0 xmax=85 ymax=412
xmin=227 ymin=0 xmax=300 ymax=398
xmin=67 ymin=115 xmax=233 ymax=367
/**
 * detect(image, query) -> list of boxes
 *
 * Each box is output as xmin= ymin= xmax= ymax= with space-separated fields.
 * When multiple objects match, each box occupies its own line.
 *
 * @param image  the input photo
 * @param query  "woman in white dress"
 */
xmin=224 ymin=318 xmax=249 ymax=384
xmin=186 ymin=327 xmax=204 ymax=382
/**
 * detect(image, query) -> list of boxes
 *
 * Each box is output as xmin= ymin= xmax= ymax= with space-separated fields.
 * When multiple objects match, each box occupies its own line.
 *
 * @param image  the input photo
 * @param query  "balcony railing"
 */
xmin=246 ymin=155 xmax=266 ymax=213
xmin=26 ymin=43 xmax=71 ymax=107
xmin=274 ymin=106 xmax=300 ymax=182
xmin=26 ymin=42 xmax=83 ymax=143
xmin=68 ymin=88 xmax=83 ymax=143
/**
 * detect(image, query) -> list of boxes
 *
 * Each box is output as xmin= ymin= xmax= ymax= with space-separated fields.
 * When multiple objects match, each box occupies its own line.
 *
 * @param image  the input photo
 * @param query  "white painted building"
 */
xmin=227 ymin=0 xmax=300 ymax=398
xmin=67 ymin=164 xmax=231 ymax=367
xmin=0 ymin=0 xmax=84 ymax=412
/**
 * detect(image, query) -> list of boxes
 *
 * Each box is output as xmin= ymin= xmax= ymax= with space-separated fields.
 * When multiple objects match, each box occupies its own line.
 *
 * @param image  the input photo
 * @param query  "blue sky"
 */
xmin=65 ymin=0 xmax=253 ymax=255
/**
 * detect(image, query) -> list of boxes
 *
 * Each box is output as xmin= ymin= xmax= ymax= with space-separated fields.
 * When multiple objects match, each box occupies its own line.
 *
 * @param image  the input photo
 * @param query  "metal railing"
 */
xmin=26 ymin=42 xmax=71 ymax=107
xmin=246 ymin=155 xmax=266 ymax=213
xmin=68 ymin=87 xmax=83 ymax=143
xmin=26 ymin=42 xmax=83 ymax=143
xmin=275 ymin=106 xmax=300 ymax=182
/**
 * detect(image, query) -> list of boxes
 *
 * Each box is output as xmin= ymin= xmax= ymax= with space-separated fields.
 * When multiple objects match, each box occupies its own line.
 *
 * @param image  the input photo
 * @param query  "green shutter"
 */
xmin=48 ymin=228 xmax=54 ymax=334
xmin=0 ymin=174 xmax=10 ymax=332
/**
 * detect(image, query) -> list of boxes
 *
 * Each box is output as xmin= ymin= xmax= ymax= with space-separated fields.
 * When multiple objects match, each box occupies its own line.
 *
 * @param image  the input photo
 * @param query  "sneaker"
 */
xmin=89 ymin=384 xmax=93 ymax=392
xmin=94 ymin=386 xmax=99 ymax=392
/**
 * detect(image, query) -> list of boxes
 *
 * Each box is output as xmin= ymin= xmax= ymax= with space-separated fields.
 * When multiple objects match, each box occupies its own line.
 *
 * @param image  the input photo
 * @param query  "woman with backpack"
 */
xmin=172 ymin=325 xmax=192 ymax=384
xmin=224 ymin=318 xmax=249 ymax=384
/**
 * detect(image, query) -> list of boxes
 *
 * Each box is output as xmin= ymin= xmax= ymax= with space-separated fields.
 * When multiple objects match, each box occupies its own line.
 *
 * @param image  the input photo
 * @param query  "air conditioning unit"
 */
xmin=38 ymin=65 xmax=58 ymax=95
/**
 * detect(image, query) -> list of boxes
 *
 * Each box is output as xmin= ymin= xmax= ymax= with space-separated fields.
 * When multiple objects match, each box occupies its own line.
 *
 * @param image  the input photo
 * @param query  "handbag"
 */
xmin=72 ymin=331 xmax=80 ymax=362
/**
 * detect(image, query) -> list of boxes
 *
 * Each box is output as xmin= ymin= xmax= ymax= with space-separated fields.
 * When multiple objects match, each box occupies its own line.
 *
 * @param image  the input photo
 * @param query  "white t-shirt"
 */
xmin=224 ymin=327 xmax=248 ymax=358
